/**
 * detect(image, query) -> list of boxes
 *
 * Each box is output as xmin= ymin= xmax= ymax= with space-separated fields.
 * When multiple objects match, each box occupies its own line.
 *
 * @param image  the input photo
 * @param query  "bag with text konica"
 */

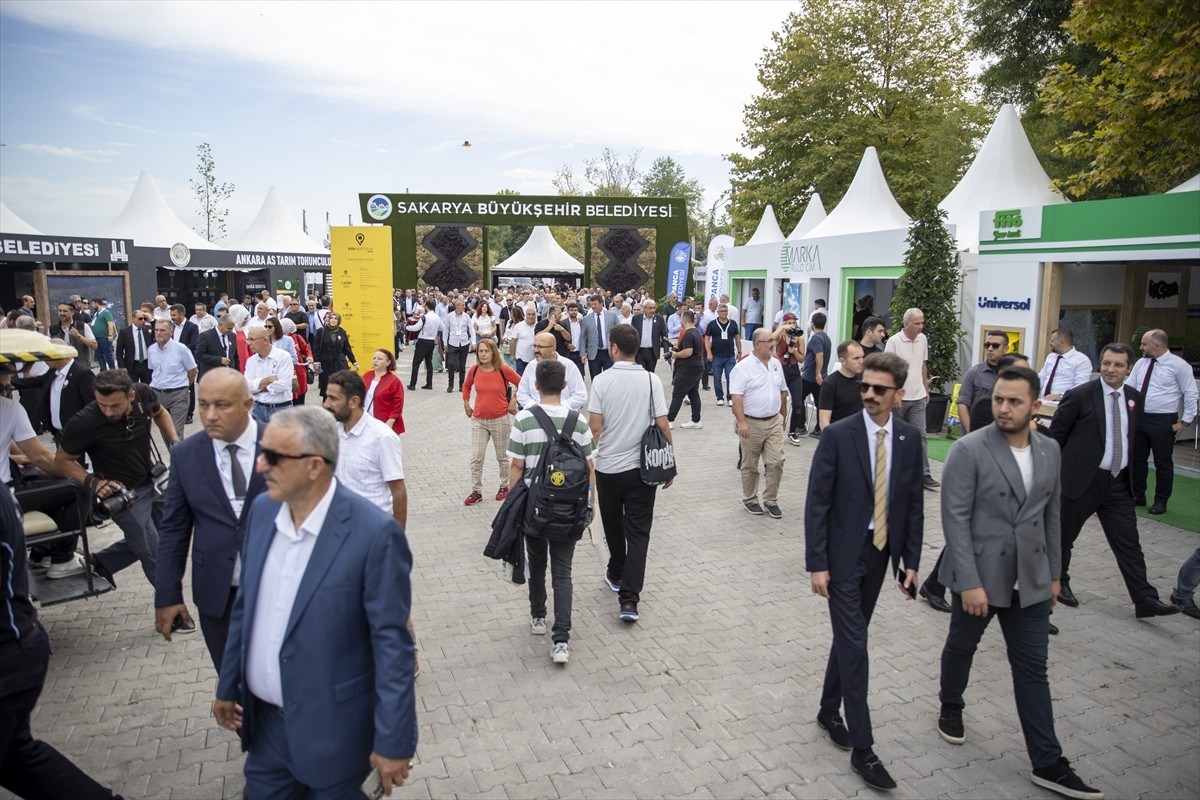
xmin=640 ymin=373 xmax=677 ymax=486
xmin=523 ymin=406 xmax=591 ymax=542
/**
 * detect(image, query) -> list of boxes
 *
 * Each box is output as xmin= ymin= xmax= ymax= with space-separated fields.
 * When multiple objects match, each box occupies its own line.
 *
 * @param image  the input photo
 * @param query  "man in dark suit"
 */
xmin=937 ymin=366 xmax=1104 ymax=800
xmin=633 ymin=299 xmax=669 ymax=373
xmin=115 ymin=310 xmax=153 ymax=384
xmin=580 ymin=294 xmax=619 ymax=379
xmin=194 ymin=316 xmax=240 ymax=379
xmin=13 ymin=348 xmax=95 ymax=441
xmin=213 ymin=406 xmax=416 ymax=798
xmin=1049 ymin=342 xmax=1179 ymax=618
xmin=155 ymin=369 xmax=265 ymax=669
xmin=805 ymin=352 xmax=924 ymax=791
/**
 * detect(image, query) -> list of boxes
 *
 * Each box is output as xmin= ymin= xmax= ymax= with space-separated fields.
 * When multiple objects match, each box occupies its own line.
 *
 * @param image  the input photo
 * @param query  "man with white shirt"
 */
xmin=517 ymin=332 xmax=587 ymax=411
xmin=1127 ymin=329 xmax=1197 ymax=515
xmin=244 ymin=326 xmax=295 ymax=424
xmin=323 ymin=371 xmax=407 ymax=527
xmin=156 ymin=369 xmax=267 ymax=668
xmin=441 ymin=298 xmax=474 ymax=393
xmin=153 ymin=295 xmax=172 ymax=321
xmin=563 ymin=302 xmax=586 ymax=374
xmin=248 ymin=302 xmax=272 ymax=331
xmin=406 ymin=299 xmax=440 ymax=390
xmin=148 ymin=319 xmax=197 ymax=440
xmin=190 ymin=303 xmax=218 ymax=334
xmin=580 ymin=295 xmax=617 ymax=379
xmin=885 ymin=308 xmax=938 ymax=489
xmin=1037 ymin=328 xmax=1093 ymax=401
xmin=507 ymin=306 xmax=540 ymax=376
xmin=742 ymin=287 xmax=764 ymax=341
xmin=730 ymin=329 xmax=789 ymax=519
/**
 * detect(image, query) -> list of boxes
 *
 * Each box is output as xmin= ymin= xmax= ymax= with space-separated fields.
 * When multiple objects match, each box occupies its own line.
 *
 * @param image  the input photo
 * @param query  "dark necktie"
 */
xmin=1110 ymin=391 xmax=1123 ymax=477
xmin=226 ymin=444 xmax=247 ymax=499
xmin=1139 ymin=357 xmax=1156 ymax=396
xmin=1044 ymin=354 xmax=1063 ymax=396
xmin=134 ymin=327 xmax=144 ymax=361
xmin=596 ymin=313 xmax=605 ymax=348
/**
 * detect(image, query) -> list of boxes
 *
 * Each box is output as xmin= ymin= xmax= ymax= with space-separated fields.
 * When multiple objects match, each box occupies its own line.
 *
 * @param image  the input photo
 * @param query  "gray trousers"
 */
xmin=896 ymin=396 xmax=930 ymax=477
xmin=155 ymin=387 xmax=189 ymax=440
xmin=95 ymin=483 xmax=161 ymax=584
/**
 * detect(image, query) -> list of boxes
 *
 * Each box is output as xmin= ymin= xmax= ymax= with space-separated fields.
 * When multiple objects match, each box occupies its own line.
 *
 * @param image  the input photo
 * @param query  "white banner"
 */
xmin=705 ymin=234 xmax=734 ymax=303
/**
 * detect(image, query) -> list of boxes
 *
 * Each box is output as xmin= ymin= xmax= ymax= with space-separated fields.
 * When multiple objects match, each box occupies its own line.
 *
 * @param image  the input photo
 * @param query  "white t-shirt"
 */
xmin=588 ymin=362 xmax=668 ymax=474
xmin=1010 ymin=444 xmax=1034 ymax=497
xmin=729 ymin=355 xmax=787 ymax=417
xmin=1 ymin=397 xmax=37 ymax=485
xmin=744 ymin=297 xmax=763 ymax=325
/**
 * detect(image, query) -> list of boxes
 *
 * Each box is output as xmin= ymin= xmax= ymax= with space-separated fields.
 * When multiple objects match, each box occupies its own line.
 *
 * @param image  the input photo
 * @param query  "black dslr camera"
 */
xmin=95 ymin=484 xmax=138 ymax=519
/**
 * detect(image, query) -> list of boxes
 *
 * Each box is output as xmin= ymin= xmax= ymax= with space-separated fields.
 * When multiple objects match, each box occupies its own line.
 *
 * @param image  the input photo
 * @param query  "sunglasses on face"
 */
xmin=258 ymin=447 xmax=331 ymax=466
xmin=984 ymin=342 xmax=1005 ymax=349
xmin=859 ymin=382 xmax=898 ymax=396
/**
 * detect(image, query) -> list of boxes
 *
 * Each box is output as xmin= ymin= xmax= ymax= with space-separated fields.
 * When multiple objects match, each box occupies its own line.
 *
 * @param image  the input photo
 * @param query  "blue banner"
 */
xmin=668 ymin=241 xmax=690 ymax=300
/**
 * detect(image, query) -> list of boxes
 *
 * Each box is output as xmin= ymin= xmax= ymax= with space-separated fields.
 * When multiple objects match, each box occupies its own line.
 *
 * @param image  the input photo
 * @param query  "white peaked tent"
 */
xmin=744 ymin=204 xmax=785 ymax=246
xmin=939 ymin=104 xmax=1067 ymax=251
xmin=804 ymin=147 xmax=910 ymax=238
xmin=787 ymin=193 xmax=826 ymax=239
xmin=227 ymin=187 xmax=328 ymax=254
xmin=491 ymin=226 xmax=584 ymax=274
xmin=0 ymin=202 xmax=40 ymax=235
xmin=96 ymin=170 xmax=214 ymax=250
xmin=1167 ymin=174 xmax=1200 ymax=193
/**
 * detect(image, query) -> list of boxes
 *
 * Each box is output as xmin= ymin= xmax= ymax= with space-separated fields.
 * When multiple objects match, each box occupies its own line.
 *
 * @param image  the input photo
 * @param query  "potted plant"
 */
xmin=889 ymin=195 xmax=964 ymax=434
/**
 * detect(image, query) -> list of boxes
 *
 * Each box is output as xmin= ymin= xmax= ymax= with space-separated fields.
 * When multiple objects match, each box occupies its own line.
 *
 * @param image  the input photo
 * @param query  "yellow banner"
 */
xmin=330 ymin=227 xmax=395 ymax=367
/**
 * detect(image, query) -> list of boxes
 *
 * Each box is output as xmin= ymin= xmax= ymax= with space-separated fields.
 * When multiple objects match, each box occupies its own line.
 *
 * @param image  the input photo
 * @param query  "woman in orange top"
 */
xmin=461 ymin=338 xmax=520 ymax=505
xmin=362 ymin=348 xmax=405 ymax=434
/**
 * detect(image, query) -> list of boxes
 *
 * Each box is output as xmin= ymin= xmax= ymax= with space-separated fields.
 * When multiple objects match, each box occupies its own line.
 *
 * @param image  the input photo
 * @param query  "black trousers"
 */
xmin=199 ymin=587 xmax=237 ymax=673
xmin=940 ymin=592 xmax=1062 ymax=769
xmin=784 ymin=366 xmax=804 ymax=434
xmin=588 ymin=350 xmax=613 ymax=380
xmin=636 ymin=348 xmax=658 ymax=374
xmin=409 ymin=339 xmax=435 ymax=387
xmin=820 ymin=538 xmax=889 ymax=750
xmin=126 ymin=360 xmax=151 ymax=386
xmin=566 ymin=352 xmax=584 ymax=375
xmin=799 ymin=378 xmax=821 ymax=431
xmin=1131 ymin=412 xmax=1177 ymax=504
xmin=526 ymin=536 xmax=576 ymax=644
xmin=667 ymin=368 xmax=703 ymax=423
xmin=924 ymin=548 xmax=947 ymax=595
xmin=1 ymin=628 xmax=118 ymax=800
xmin=1060 ymin=468 xmax=1158 ymax=603
xmin=445 ymin=344 xmax=469 ymax=386
xmin=597 ymin=468 xmax=658 ymax=607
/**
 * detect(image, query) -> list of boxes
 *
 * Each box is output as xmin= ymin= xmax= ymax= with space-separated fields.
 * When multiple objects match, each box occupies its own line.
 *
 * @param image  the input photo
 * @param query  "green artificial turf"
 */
xmin=926 ymin=436 xmax=1199 ymax=534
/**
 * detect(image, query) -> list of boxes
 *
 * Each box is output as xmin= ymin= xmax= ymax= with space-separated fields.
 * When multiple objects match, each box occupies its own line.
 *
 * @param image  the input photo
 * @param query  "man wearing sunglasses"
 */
xmin=213 ymin=407 xmax=416 ymax=799
xmin=806 ymin=352 xmax=924 ymax=792
xmin=956 ymin=330 xmax=1010 ymax=436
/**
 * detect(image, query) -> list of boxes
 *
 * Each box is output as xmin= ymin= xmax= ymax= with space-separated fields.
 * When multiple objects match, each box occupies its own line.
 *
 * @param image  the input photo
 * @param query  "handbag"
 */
xmin=639 ymin=373 xmax=677 ymax=486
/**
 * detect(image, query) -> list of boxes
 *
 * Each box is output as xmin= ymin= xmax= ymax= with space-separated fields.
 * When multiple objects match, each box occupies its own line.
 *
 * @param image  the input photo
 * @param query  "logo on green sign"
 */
xmin=992 ymin=209 xmax=1024 ymax=240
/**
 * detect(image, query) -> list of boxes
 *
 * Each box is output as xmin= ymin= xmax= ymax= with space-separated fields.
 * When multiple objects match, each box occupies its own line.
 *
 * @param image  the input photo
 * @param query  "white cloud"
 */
xmin=70 ymin=104 xmax=156 ymax=133
xmin=17 ymin=143 xmax=120 ymax=161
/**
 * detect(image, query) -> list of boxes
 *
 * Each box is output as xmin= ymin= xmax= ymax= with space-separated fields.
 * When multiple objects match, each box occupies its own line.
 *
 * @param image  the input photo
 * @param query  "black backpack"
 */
xmin=523 ymin=406 xmax=592 ymax=542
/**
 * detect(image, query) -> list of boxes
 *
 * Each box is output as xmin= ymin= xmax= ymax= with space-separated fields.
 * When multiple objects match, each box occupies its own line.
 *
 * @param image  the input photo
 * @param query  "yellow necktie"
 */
xmin=873 ymin=428 xmax=888 ymax=550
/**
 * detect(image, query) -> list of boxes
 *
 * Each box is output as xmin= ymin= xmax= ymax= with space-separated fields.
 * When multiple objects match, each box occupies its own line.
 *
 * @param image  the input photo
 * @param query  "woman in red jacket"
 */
xmin=462 ymin=337 xmax=520 ymax=505
xmin=362 ymin=348 xmax=405 ymax=434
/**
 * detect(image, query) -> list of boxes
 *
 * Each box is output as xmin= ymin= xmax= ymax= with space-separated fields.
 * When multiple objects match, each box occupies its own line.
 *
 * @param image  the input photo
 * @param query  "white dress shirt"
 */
xmin=407 ymin=311 xmax=439 ymax=340
xmin=728 ymin=355 xmax=786 ymax=417
xmin=1127 ymin=351 xmax=1197 ymax=422
xmin=516 ymin=355 xmax=588 ymax=411
xmin=639 ymin=315 xmax=655 ymax=348
xmin=1099 ymin=385 xmax=1130 ymax=472
xmin=49 ymin=360 xmax=73 ymax=431
xmin=244 ymin=346 xmax=295 ymax=404
xmin=335 ymin=413 xmax=405 ymax=516
xmin=508 ymin=321 xmax=537 ymax=363
xmin=1038 ymin=347 xmax=1093 ymax=396
xmin=211 ymin=422 xmax=257 ymax=587
xmin=148 ymin=339 xmax=197 ymax=390
xmin=442 ymin=312 xmax=473 ymax=347
xmin=246 ymin=478 xmax=338 ymax=707
xmin=153 ymin=306 xmax=172 ymax=321
xmin=191 ymin=314 xmax=218 ymax=334
xmin=566 ymin=317 xmax=582 ymax=352
xmin=863 ymin=409 xmax=895 ymax=530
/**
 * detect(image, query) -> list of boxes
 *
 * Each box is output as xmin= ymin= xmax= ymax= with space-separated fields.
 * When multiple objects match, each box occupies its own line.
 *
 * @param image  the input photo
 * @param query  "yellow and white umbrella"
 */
xmin=0 ymin=329 xmax=79 ymax=363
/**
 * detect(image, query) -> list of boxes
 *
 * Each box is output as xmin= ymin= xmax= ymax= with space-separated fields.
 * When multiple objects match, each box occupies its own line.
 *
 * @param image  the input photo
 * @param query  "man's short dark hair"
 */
xmin=681 ymin=310 xmax=695 ymax=324
xmin=862 ymin=316 xmax=885 ymax=333
xmin=535 ymin=358 xmax=566 ymax=395
xmin=1052 ymin=327 xmax=1074 ymax=345
xmin=589 ymin=294 xmax=603 ymax=305
xmin=996 ymin=366 xmax=1041 ymax=400
xmin=609 ymin=324 xmax=638 ymax=357
xmin=327 ymin=370 xmax=365 ymax=403
xmin=94 ymin=370 xmax=133 ymax=396
xmin=837 ymin=339 xmax=862 ymax=360
xmin=986 ymin=330 xmax=1007 ymax=341
xmin=862 ymin=352 xmax=908 ymax=389
xmin=1101 ymin=342 xmax=1135 ymax=365
xmin=170 ymin=303 xmax=186 ymax=316
xmin=815 ymin=299 xmax=826 ymax=308
xmin=811 ymin=312 xmax=826 ymax=330
xmin=997 ymin=353 xmax=1029 ymax=370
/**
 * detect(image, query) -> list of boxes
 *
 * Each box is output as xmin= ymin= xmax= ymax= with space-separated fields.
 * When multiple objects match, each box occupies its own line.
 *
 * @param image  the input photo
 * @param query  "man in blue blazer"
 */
xmin=805 ymin=352 xmax=924 ymax=791
xmin=155 ymin=368 xmax=266 ymax=669
xmin=213 ymin=406 xmax=416 ymax=798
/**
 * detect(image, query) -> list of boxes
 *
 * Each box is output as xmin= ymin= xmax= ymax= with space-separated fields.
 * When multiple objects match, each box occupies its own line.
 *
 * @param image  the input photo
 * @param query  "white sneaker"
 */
xmin=716 ymin=399 xmax=724 ymax=406
xmin=680 ymin=421 xmax=703 ymax=429
xmin=551 ymin=642 xmax=570 ymax=664
xmin=668 ymin=421 xmax=674 ymax=429
xmin=46 ymin=556 xmax=86 ymax=580
xmin=531 ymin=617 xmax=547 ymax=635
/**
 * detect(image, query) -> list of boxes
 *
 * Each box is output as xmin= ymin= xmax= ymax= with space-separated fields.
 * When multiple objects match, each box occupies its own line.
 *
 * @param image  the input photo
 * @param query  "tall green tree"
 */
xmin=1040 ymin=0 xmax=1200 ymax=196
xmin=189 ymin=142 xmax=235 ymax=241
xmin=638 ymin=156 xmax=713 ymax=252
xmin=728 ymin=0 xmax=985 ymax=238
xmin=486 ymin=189 xmax=531 ymax=265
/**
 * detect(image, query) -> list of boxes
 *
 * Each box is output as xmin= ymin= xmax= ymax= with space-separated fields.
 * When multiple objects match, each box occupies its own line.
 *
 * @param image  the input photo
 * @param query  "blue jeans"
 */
xmin=711 ymin=354 xmax=735 ymax=400
xmin=743 ymin=323 xmax=761 ymax=342
xmin=1174 ymin=547 xmax=1200 ymax=601
xmin=253 ymin=401 xmax=292 ymax=425
xmin=95 ymin=338 xmax=115 ymax=371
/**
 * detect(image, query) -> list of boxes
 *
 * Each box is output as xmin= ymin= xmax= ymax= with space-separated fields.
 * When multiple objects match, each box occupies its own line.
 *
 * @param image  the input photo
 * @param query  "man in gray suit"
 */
xmin=936 ymin=366 xmax=1103 ymax=800
xmin=580 ymin=294 xmax=618 ymax=380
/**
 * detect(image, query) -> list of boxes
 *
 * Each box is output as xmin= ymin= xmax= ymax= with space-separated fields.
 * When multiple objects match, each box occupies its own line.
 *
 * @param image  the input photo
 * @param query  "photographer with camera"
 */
xmin=774 ymin=313 xmax=807 ymax=445
xmin=53 ymin=370 xmax=180 ymax=588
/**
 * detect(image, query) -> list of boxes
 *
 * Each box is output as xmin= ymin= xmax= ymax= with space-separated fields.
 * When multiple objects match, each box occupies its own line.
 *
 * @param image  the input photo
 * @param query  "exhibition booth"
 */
xmin=489 ymin=225 xmax=585 ymax=289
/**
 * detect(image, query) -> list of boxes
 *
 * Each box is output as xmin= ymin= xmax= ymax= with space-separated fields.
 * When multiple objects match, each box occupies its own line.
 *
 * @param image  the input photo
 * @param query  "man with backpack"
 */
xmin=506 ymin=359 xmax=596 ymax=664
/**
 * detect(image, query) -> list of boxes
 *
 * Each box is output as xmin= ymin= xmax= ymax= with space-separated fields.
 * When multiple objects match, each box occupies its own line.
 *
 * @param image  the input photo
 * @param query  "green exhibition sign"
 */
xmin=357 ymin=192 xmax=689 ymax=295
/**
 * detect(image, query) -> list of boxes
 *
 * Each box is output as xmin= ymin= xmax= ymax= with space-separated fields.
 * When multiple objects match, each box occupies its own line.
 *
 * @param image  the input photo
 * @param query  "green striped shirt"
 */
xmin=507 ymin=403 xmax=595 ymax=483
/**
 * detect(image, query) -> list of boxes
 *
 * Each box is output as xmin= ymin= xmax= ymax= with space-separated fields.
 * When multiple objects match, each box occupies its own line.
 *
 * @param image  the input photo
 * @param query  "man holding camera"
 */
xmin=54 ymin=370 xmax=180 ymax=588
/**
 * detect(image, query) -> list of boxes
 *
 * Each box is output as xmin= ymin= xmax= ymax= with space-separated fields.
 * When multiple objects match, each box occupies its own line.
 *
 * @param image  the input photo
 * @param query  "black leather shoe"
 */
xmin=88 ymin=554 xmax=117 ymax=589
xmin=1135 ymin=598 xmax=1181 ymax=618
xmin=851 ymin=748 xmax=897 ymax=791
xmin=1171 ymin=596 xmax=1200 ymax=620
xmin=920 ymin=584 xmax=952 ymax=613
xmin=407 ymin=383 xmax=416 ymax=391
xmin=1057 ymin=585 xmax=1079 ymax=607
xmin=1048 ymin=622 xmax=1059 ymax=636
xmin=1133 ymin=495 xmax=1147 ymax=507
xmin=816 ymin=710 xmax=852 ymax=750
xmin=1148 ymin=502 xmax=1167 ymax=515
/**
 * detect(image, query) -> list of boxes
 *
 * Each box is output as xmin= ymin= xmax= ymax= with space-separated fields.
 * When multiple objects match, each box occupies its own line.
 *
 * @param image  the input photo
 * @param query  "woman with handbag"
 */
xmin=362 ymin=348 xmax=405 ymax=434
xmin=280 ymin=318 xmax=313 ymax=404
xmin=313 ymin=311 xmax=358 ymax=398
xmin=461 ymin=338 xmax=520 ymax=506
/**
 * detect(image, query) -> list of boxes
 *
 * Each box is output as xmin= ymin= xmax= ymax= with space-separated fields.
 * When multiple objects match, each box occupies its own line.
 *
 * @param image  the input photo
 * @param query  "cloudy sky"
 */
xmin=0 ymin=0 xmax=793 ymax=243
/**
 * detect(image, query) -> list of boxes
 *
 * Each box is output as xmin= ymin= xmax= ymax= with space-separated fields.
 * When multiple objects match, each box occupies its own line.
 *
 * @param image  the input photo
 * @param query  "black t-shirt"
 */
xmin=285 ymin=310 xmax=309 ymax=331
xmin=674 ymin=328 xmax=705 ymax=372
xmin=704 ymin=318 xmax=740 ymax=357
xmin=535 ymin=319 xmax=570 ymax=358
xmin=60 ymin=383 xmax=162 ymax=489
xmin=852 ymin=308 xmax=870 ymax=340
xmin=819 ymin=370 xmax=863 ymax=424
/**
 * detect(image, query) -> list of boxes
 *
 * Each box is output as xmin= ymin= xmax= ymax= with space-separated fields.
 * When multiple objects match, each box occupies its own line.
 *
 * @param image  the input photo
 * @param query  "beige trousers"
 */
xmin=741 ymin=413 xmax=786 ymax=503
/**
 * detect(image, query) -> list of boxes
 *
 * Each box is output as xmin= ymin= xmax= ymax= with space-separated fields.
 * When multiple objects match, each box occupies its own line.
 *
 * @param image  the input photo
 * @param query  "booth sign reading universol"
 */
xmin=357 ymin=192 xmax=689 ymax=294
xmin=1 ymin=233 xmax=133 ymax=264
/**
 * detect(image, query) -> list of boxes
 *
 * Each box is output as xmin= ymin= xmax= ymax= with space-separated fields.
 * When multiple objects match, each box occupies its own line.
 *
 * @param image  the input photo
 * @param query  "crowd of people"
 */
xmin=2 ymin=280 xmax=1198 ymax=799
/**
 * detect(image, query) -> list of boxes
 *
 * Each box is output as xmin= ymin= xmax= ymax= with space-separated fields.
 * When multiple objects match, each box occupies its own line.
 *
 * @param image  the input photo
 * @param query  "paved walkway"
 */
xmin=8 ymin=356 xmax=1199 ymax=799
